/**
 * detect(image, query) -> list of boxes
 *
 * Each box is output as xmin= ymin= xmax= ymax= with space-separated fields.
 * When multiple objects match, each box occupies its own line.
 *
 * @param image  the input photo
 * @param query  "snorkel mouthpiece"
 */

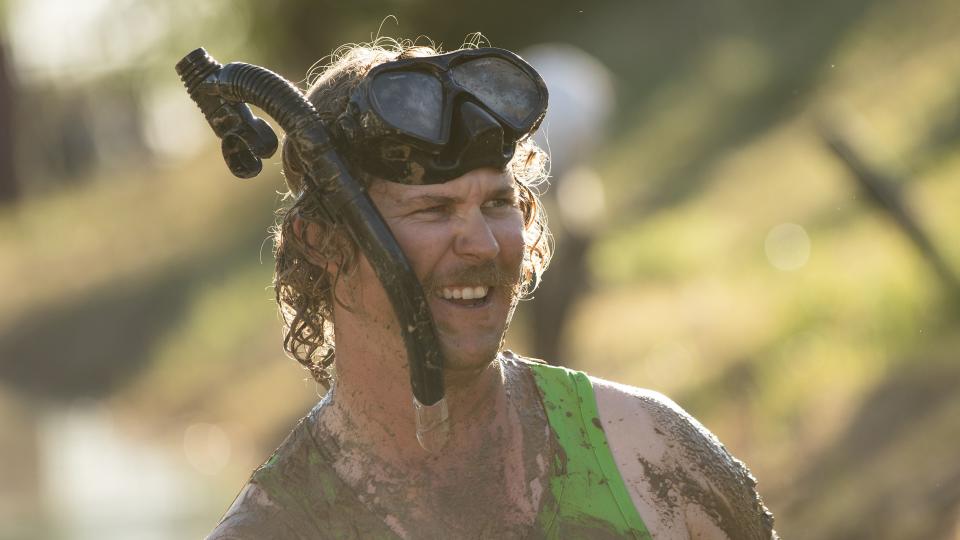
xmin=414 ymin=395 xmax=450 ymax=452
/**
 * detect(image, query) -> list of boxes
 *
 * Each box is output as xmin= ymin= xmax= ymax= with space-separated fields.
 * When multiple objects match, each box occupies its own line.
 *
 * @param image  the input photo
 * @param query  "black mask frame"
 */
xmin=335 ymin=47 xmax=549 ymax=185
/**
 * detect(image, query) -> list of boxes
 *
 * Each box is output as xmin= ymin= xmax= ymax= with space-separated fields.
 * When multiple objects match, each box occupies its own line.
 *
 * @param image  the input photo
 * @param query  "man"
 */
xmin=208 ymin=40 xmax=777 ymax=539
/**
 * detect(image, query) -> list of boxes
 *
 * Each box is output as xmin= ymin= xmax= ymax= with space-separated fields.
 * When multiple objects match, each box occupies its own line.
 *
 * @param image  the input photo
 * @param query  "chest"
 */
xmin=347 ymin=436 xmax=552 ymax=539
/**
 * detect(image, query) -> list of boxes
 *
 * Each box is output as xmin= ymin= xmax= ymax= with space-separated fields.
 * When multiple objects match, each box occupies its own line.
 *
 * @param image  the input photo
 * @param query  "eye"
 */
xmin=416 ymin=204 xmax=449 ymax=216
xmin=481 ymin=197 xmax=516 ymax=209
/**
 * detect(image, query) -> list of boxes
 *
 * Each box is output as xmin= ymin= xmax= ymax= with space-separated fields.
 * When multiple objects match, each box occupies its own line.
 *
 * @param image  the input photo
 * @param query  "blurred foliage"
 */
xmin=1 ymin=0 xmax=960 ymax=538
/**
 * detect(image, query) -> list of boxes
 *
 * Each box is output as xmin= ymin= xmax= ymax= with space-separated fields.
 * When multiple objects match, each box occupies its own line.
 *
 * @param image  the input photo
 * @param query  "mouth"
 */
xmin=437 ymin=285 xmax=493 ymax=308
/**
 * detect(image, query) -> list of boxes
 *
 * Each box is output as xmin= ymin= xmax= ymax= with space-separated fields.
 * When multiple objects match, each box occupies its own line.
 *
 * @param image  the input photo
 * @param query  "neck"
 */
xmin=319 ymin=337 xmax=511 ymax=473
xmin=313 ymin=336 xmax=553 ymax=539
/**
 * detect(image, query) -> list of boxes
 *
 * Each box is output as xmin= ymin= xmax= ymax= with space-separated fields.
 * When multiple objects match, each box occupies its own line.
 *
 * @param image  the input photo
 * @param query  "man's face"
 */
xmin=344 ymin=168 xmax=526 ymax=373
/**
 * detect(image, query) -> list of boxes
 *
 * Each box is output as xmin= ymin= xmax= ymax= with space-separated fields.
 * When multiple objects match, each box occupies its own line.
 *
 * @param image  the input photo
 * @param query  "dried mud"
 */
xmin=637 ymin=394 xmax=777 ymax=539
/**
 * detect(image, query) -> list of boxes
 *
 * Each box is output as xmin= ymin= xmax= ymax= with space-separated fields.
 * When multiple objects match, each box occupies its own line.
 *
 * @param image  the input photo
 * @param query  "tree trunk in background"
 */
xmin=0 ymin=40 xmax=17 ymax=204
xmin=529 ymin=233 xmax=592 ymax=366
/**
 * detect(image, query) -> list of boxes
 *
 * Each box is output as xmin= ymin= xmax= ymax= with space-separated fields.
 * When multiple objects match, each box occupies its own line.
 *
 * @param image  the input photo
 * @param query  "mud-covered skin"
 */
xmin=314 ymin=358 xmax=555 ymax=539
xmin=207 ymin=358 xmax=557 ymax=540
xmin=208 ymin=363 xmax=777 ymax=539
xmin=593 ymin=378 xmax=778 ymax=539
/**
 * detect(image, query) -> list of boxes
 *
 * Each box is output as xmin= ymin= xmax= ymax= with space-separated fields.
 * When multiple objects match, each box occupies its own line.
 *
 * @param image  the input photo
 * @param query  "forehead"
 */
xmin=370 ymin=168 xmax=516 ymax=205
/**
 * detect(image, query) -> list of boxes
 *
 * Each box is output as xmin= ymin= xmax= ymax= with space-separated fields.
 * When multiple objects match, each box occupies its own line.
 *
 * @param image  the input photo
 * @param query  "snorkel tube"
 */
xmin=175 ymin=48 xmax=449 ymax=452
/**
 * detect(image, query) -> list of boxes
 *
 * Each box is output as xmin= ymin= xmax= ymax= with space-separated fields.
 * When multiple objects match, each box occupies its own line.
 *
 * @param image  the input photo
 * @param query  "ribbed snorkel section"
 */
xmin=176 ymin=48 xmax=220 ymax=94
xmin=215 ymin=62 xmax=321 ymax=135
xmin=176 ymin=48 xmax=224 ymax=120
xmin=176 ymin=48 xmax=320 ymax=137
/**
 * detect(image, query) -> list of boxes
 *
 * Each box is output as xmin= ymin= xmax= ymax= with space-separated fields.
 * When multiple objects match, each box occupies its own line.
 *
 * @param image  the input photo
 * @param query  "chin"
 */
xmin=437 ymin=334 xmax=504 ymax=374
xmin=430 ymin=289 xmax=520 ymax=375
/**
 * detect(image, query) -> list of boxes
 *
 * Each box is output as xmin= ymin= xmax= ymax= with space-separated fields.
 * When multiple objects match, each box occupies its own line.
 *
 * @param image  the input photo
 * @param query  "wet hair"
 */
xmin=273 ymin=38 xmax=552 ymax=386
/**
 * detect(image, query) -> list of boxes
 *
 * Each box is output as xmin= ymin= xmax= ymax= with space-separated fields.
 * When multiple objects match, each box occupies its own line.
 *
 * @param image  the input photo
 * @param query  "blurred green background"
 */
xmin=1 ymin=0 xmax=959 ymax=538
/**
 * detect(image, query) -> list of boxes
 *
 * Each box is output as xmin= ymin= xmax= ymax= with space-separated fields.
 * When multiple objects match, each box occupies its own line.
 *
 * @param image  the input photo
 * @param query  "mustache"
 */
xmin=421 ymin=261 xmax=521 ymax=293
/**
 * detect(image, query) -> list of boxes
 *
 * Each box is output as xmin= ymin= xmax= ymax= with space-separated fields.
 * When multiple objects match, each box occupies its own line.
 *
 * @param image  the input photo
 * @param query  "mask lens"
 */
xmin=450 ymin=57 xmax=541 ymax=129
xmin=371 ymin=71 xmax=444 ymax=141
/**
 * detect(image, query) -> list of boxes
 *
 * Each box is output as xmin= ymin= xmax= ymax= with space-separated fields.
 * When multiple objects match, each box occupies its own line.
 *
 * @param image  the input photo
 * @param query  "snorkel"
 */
xmin=175 ymin=46 xmax=546 ymax=453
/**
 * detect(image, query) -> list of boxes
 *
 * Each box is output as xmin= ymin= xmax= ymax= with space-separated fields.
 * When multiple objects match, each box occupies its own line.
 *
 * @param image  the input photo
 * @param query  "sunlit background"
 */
xmin=1 ymin=0 xmax=959 ymax=538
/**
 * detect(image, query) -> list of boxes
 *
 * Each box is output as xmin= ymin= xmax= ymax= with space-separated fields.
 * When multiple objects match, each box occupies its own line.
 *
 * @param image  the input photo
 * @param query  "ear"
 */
xmin=292 ymin=214 xmax=336 ymax=270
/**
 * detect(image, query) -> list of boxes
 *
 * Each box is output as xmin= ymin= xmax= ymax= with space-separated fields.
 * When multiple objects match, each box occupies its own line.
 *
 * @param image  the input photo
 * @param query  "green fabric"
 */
xmin=530 ymin=363 xmax=653 ymax=540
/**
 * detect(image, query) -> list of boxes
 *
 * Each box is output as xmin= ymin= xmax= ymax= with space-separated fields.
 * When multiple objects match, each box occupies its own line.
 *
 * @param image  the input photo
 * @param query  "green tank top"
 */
xmin=528 ymin=361 xmax=653 ymax=540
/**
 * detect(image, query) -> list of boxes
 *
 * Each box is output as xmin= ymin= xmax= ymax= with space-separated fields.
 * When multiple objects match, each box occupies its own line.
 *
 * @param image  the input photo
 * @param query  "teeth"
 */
xmin=441 ymin=286 xmax=489 ymax=301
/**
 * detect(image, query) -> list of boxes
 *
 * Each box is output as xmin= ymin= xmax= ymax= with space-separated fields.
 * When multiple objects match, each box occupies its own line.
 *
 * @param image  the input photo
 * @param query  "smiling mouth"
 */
xmin=438 ymin=285 xmax=492 ymax=307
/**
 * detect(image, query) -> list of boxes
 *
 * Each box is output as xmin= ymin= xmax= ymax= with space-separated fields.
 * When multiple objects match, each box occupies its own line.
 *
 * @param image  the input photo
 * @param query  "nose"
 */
xmin=454 ymin=208 xmax=500 ymax=262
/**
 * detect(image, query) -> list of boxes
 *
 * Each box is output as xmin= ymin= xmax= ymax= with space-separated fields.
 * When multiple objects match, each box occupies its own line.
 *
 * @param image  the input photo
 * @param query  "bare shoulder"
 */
xmin=591 ymin=376 xmax=778 ymax=540
xmin=206 ymin=483 xmax=303 ymax=540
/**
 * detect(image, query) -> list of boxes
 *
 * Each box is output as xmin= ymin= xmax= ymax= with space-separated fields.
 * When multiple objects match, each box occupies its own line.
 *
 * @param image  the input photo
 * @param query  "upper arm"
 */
xmin=206 ymin=483 xmax=306 ymax=540
xmin=592 ymin=377 xmax=777 ymax=540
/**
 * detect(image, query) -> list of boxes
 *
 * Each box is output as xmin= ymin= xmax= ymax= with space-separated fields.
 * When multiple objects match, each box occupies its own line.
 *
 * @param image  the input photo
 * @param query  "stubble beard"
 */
xmin=422 ymin=259 xmax=525 ymax=372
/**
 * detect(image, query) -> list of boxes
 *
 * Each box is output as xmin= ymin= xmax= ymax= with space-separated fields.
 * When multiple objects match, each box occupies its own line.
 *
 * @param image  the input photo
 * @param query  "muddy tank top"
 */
xmin=527 ymin=361 xmax=653 ymax=540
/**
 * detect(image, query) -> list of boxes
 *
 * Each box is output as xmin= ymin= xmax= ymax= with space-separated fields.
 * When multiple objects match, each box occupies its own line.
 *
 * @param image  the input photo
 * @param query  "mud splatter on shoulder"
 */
xmin=638 ymin=395 xmax=777 ymax=540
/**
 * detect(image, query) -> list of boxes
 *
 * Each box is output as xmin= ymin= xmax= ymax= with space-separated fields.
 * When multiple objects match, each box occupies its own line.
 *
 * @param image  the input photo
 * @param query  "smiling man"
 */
xmin=207 ymin=40 xmax=777 ymax=540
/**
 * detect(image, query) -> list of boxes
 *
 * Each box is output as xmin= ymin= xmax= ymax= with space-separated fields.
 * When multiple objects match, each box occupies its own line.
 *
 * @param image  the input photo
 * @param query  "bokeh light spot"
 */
xmin=765 ymin=223 xmax=811 ymax=271
xmin=557 ymin=166 xmax=607 ymax=235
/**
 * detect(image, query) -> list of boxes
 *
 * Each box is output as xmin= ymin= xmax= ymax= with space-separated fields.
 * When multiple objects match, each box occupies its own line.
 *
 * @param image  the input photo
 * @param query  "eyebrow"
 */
xmin=401 ymin=186 xmax=517 ymax=208
xmin=404 ymin=194 xmax=457 ymax=208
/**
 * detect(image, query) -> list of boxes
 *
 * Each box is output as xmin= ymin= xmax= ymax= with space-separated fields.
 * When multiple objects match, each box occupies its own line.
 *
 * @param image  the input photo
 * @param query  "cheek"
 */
xmin=335 ymin=255 xmax=378 ymax=307
xmin=391 ymin=225 xmax=449 ymax=276
xmin=496 ymin=215 xmax=527 ymax=264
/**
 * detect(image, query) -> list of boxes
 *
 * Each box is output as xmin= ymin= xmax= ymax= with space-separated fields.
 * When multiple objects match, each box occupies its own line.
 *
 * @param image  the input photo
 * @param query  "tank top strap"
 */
xmin=526 ymin=360 xmax=653 ymax=539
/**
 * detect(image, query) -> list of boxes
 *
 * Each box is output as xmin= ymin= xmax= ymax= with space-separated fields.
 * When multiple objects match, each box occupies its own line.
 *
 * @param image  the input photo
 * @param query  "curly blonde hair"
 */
xmin=273 ymin=38 xmax=552 ymax=386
